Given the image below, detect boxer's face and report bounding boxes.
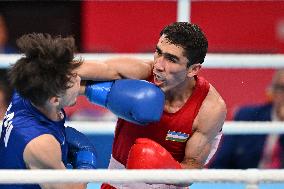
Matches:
[153,35,189,92]
[59,73,81,108]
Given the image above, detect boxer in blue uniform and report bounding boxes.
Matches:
[0,33,95,189]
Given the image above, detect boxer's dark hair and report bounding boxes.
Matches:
[9,33,82,106]
[160,22,208,67]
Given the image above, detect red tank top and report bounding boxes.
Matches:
[112,76,210,166]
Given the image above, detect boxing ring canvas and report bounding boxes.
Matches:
[88,183,284,189]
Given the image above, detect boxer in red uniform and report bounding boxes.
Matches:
[78,22,226,189]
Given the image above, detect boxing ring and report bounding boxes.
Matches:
[1,53,284,189]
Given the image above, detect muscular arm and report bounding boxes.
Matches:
[181,86,227,169]
[78,57,153,80]
[23,134,86,189]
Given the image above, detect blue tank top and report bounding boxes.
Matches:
[0,92,68,189]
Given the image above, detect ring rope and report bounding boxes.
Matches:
[64,121,284,135]
[0,169,283,184]
[1,121,283,136]
[0,53,284,69]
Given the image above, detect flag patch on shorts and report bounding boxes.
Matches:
[165,130,189,142]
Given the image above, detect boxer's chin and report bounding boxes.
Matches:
[153,76,164,87]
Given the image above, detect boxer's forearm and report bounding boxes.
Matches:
[78,58,153,80]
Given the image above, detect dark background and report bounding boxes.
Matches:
[0,2,81,52]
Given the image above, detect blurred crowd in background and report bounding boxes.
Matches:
[0,1,284,169]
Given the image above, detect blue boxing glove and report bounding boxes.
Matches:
[85,79,165,125]
[65,126,97,169]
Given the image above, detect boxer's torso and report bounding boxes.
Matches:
[0,92,68,189]
[112,76,210,165]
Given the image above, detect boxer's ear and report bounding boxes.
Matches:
[187,63,201,78]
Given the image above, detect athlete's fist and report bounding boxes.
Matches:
[65,126,97,169]
[85,79,165,125]
[127,138,181,169]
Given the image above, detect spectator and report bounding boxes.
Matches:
[0,14,16,116]
[0,69,12,120]
[209,69,284,169]
[0,13,16,54]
